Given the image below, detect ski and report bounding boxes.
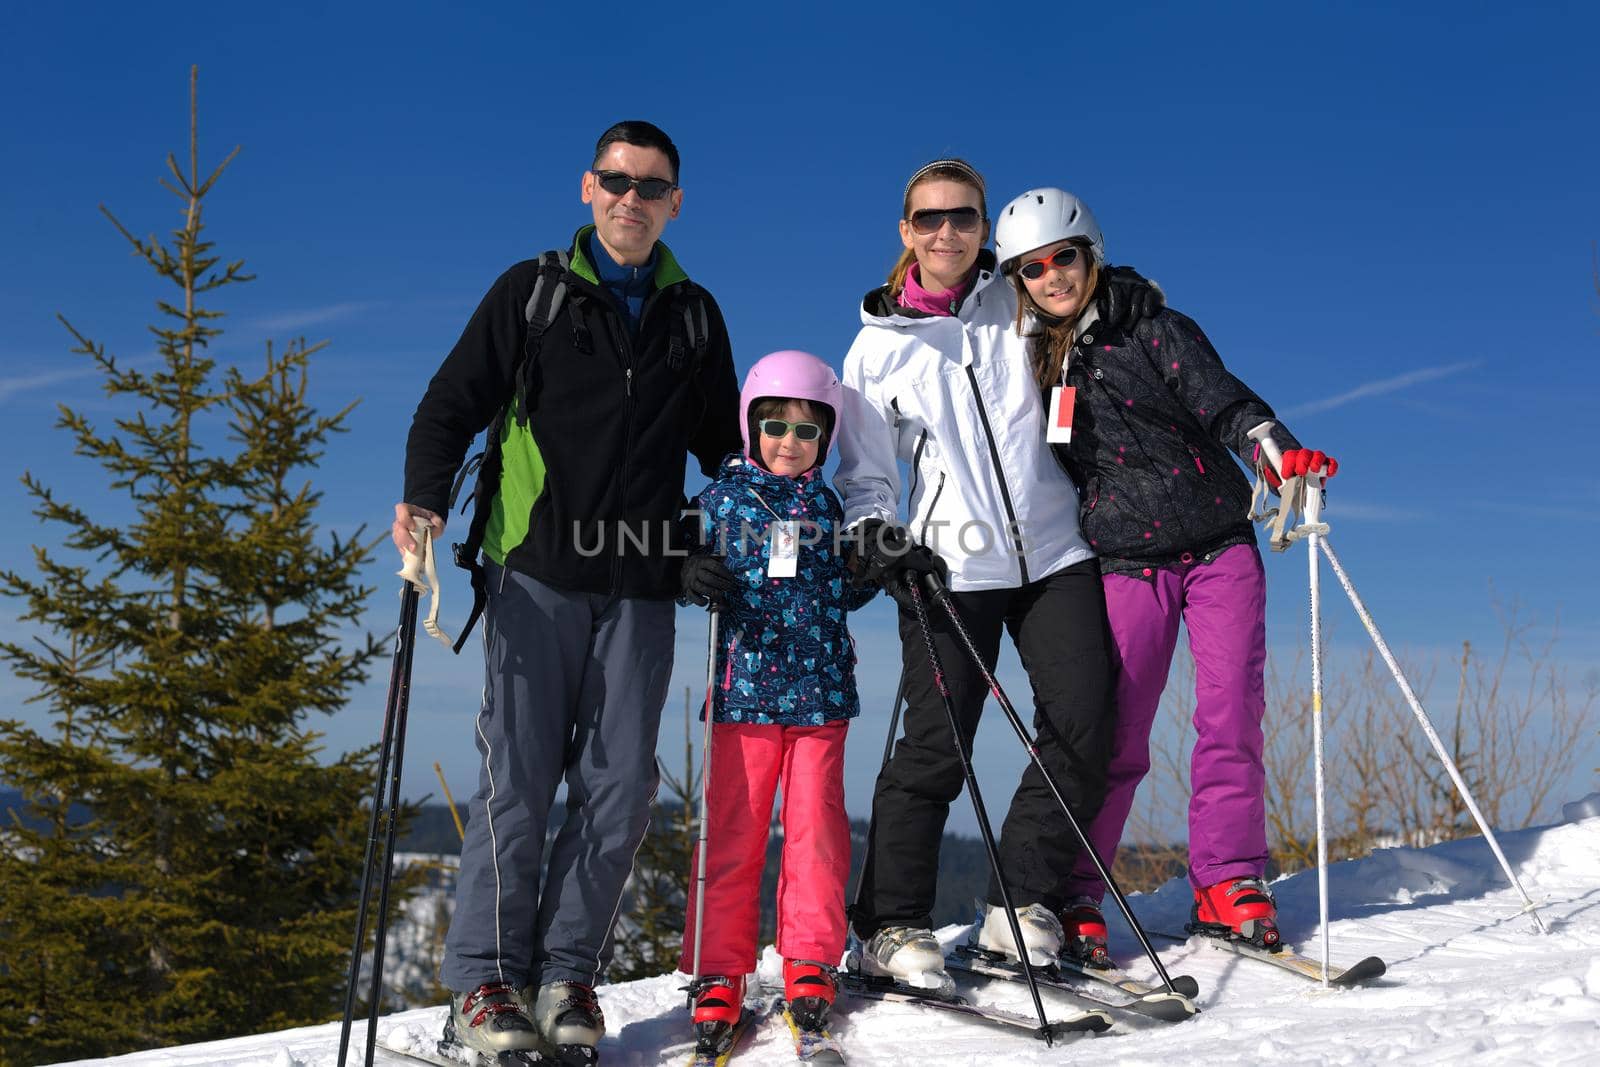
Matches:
[659,993,781,1067]
[782,1005,846,1064]
[1052,949,1202,1002]
[837,970,1112,1041]
[946,944,1199,1023]
[1161,930,1386,987]
[375,1037,543,1066]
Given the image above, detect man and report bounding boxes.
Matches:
[393,120,740,1065]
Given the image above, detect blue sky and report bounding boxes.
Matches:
[2,1,1596,836]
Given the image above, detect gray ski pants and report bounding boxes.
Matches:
[440,563,674,992]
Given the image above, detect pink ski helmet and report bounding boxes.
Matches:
[739,350,843,469]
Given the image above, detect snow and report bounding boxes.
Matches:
[42,813,1600,1066]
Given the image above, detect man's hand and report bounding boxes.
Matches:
[392,502,445,558]
[1096,265,1165,329]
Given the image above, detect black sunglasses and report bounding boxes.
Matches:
[1016,246,1080,280]
[908,207,983,235]
[591,169,677,201]
[758,418,823,442]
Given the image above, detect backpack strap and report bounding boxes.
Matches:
[448,249,572,653]
[667,281,712,374]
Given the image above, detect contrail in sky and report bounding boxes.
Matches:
[1280,359,1483,418]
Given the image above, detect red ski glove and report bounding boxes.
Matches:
[1279,449,1338,480]
[1260,448,1338,488]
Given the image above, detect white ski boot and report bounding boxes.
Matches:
[441,982,542,1062]
[531,980,604,1065]
[857,925,953,995]
[975,902,1065,967]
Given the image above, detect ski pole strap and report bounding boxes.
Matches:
[398,521,454,648]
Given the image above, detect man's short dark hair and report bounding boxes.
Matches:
[593,120,680,184]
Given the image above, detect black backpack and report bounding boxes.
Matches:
[445,248,712,652]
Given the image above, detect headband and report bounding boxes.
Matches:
[903,158,986,202]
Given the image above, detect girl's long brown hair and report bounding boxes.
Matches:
[1010,239,1100,390]
[887,158,988,297]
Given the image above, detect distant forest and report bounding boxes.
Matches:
[1,789,1188,932]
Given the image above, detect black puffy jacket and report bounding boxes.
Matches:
[1046,307,1300,577]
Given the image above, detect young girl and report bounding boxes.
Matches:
[676,350,877,1047]
[993,187,1338,961]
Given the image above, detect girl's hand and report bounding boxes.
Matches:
[1278,449,1338,480]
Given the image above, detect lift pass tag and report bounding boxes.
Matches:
[1047,386,1076,444]
[767,520,798,578]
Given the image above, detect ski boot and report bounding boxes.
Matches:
[1190,877,1281,950]
[783,959,844,1064]
[855,925,953,996]
[440,981,542,1064]
[531,980,604,1065]
[975,902,1064,967]
[689,974,746,1059]
[782,958,838,1031]
[1058,896,1112,969]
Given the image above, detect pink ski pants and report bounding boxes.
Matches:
[1065,543,1269,896]
[679,720,851,976]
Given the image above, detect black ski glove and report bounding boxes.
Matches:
[849,518,949,610]
[681,554,736,609]
[1096,265,1165,330]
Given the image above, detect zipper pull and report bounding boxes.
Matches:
[626,367,633,397]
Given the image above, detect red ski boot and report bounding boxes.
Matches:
[782,958,837,1032]
[1059,897,1112,969]
[1190,877,1281,949]
[690,974,745,1043]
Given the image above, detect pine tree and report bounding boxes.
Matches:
[0,68,384,1062]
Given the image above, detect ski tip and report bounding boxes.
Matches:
[1046,1009,1114,1038]
[1331,956,1388,987]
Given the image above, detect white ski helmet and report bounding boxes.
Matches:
[993,188,1105,273]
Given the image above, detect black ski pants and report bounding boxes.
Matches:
[852,559,1117,938]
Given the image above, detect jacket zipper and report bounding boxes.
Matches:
[919,471,946,547]
[608,290,658,595]
[906,429,928,505]
[964,365,1029,585]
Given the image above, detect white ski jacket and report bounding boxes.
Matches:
[835,259,1094,592]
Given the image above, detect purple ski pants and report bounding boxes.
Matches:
[1065,543,1268,898]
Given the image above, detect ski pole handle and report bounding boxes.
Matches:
[1248,421,1323,522]
[1246,421,1284,473]
[398,518,454,648]
[397,517,432,591]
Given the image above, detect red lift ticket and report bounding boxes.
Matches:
[1047,385,1076,444]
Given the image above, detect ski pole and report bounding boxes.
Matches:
[921,573,1180,994]
[687,607,720,1003]
[1247,422,1547,935]
[904,581,1054,1044]
[1317,538,1547,933]
[337,527,428,1067]
[848,671,907,916]
[1309,514,1332,982]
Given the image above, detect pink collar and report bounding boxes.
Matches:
[899,263,974,317]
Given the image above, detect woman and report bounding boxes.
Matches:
[992,187,1337,963]
[835,159,1160,988]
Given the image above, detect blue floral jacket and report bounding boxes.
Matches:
[692,455,877,726]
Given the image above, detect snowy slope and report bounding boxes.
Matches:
[44,814,1600,1067]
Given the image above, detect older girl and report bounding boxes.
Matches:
[993,188,1337,962]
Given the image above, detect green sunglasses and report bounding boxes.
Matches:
[758,418,823,442]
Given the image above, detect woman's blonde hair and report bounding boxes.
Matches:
[1009,239,1101,391]
[887,158,988,297]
